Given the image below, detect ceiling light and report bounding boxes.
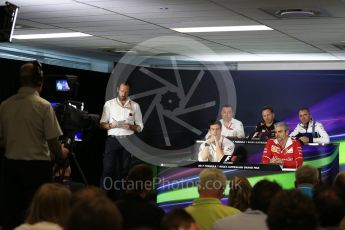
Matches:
[12,32,92,39]
[188,53,340,62]
[275,9,318,17]
[114,50,136,53]
[171,25,273,33]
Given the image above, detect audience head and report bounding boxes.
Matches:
[126,164,154,198]
[198,168,227,199]
[313,185,345,228]
[333,172,345,200]
[71,186,106,207]
[228,176,252,211]
[267,189,317,230]
[66,196,122,230]
[161,208,199,230]
[220,105,234,122]
[274,122,289,142]
[295,165,319,187]
[25,183,71,227]
[250,180,282,213]
[298,107,312,125]
[261,106,275,125]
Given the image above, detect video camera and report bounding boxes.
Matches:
[52,101,99,185]
[53,100,100,143]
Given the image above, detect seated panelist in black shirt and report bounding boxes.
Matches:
[249,106,279,140]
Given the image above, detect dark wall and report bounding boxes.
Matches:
[0,58,22,101]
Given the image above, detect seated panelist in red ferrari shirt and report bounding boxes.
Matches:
[261,122,303,169]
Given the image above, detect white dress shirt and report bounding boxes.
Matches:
[220,118,245,138]
[100,97,143,136]
[198,136,235,162]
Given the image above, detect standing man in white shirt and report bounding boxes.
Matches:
[289,107,330,144]
[99,82,144,193]
[219,105,245,138]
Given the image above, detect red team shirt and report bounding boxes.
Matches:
[261,137,303,168]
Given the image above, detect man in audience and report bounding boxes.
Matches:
[267,190,317,230]
[290,107,330,144]
[213,179,282,230]
[161,209,199,230]
[249,106,278,140]
[116,164,164,230]
[218,105,245,138]
[70,186,106,207]
[333,172,345,201]
[0,61,67,230]
[262,122,303,168]
[313,186,345,229]
[335,178,345,230]
[198,120,235,162]
[295,165,319,198]
[185,168,240,230]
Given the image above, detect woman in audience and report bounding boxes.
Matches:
[15,183,71,230]
[228,176,252,211]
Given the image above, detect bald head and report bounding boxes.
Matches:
[20,62,43,87]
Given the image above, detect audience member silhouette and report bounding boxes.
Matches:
[186,168,240,230]
[66,196,122,230]
[228,176,252,212]
[15,183,71,230]
[214,179,282,230]
[116,164,164,230]
[162,208,199,230]
[267,189,317,230]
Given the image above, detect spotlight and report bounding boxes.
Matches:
[0,2,19,42]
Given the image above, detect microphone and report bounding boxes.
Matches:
[303,123,308,130]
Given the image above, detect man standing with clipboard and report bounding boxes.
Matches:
[99,82,143,196]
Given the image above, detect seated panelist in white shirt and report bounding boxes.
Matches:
[206,105,245,139]
[289,107,330,144]
[199,120,235,162]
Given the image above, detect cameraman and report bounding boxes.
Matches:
[0,61,68,230]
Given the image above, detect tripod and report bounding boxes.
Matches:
[55,136,88,186]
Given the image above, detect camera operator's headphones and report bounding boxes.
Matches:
[30,60,44,86]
